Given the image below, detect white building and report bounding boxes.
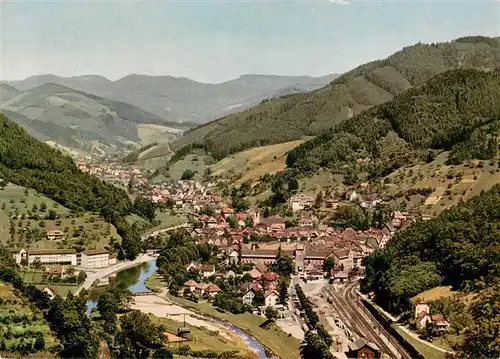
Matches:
[264,289,280,308]
[242,289,256,306]
[77,250,111,268]
[27,249,77,266]
[9,248,27,265]
[287,194,314,212]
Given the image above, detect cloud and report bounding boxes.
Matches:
[329,0,350,4]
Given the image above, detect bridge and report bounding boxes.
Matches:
[133,291,157,296]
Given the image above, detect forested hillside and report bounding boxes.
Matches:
[172,36,500,160]
[286,69,500,179]
[362,184,500,358]
[0,114,142,259]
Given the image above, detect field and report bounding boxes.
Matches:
[165,295,301,359]
[0,282,58,356]
[6,213,121,251]
[167,151,214,181]
[391,324,447,359]
[0,209,10,243]
[412,286,455,302]
[382,152,500,215]
[211,139,307,185]
[19,271,78,297]
[150,315,257,358]
[0,183,70,217]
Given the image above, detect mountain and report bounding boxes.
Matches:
[0,83,20,101]
[7,73,337,123]
[171,36,500,161]
[0,83,189,153]
[286,68,500,177]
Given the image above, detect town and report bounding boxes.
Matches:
[4,153,450,359]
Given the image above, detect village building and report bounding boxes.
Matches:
[264,289,280,308]
[42,286,58,300]
[9,248,27,265]
[346,338,381,359]
[345,190,358,202]
[46,230,66,240]
[288,194,314,212]
[27,249,77,266]
[76,249,111,269]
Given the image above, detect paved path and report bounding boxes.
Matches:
[141,222,188,239]
[74,253,156,295]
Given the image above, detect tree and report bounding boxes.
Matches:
[322,258,335,277]
[314,191,323,209]
[227,216,238,228]
[457,281,500,358]
[300,331,333,359]
[47,209,58,220]
[152,348,173,359]
[252,290,265,307]
[47,295,98,358]
[116,310,165,359]
[265,306,279,321]
[316,324,333,347]
[33,257,43,270]
[0,179,6,190]
[34,334,45,351]
[278,279,288,304]
[78,271,87,284]
[181,169,195,181]
[134,196,156,222]
[40,202,47,212]
[244,216,254,228]
[271,249,294,277]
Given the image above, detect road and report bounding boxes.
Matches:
[141,222,189,239]
[74,253,157,295]
[324,281,411,359]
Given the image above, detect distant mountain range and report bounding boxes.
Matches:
[6,73,337,124]
[0,83,187,153]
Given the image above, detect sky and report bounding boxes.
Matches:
[1,0,499,83]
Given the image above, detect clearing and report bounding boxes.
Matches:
[211,139,307,185]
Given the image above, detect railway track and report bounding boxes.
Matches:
[325,282,411,359]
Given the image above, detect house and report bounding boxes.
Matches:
[264,289,280,308]
[228,249,239,265]
[184,279,198,293]
[195,283,209,296]
[248,267,263,280]
[42,286,57,300]
[414,299,432,330]
[288,194,314,212]
[431,314,450,331]
[345,338,381,359]
[325,199,339,209]
[200,264,216,277]
[27,249,77,266]
[46,230,65,240]
[360,195,382,209]
[298,215,314,227]
[242,288,257,306]
[332,270,348,283]
[345,190,358,202]
[204,283,221,297]
[47,266,64,277]
[258,216,286,232]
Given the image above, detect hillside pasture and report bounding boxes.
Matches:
[211,139,307,184]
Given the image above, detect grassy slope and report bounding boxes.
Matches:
[0,282,58,356]
[172,36,500,160]
[381,153,500,216]
[211,139,307,185]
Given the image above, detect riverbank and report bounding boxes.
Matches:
[144,274,300,359]
[76,253,156,295]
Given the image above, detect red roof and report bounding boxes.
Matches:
[261,272,280,282]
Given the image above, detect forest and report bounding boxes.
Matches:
[361,184,500,358]
[286,69,500,179]
[171,36,500,161]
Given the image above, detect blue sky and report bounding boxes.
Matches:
[1,0,499,83]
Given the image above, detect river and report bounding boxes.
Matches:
[85,260,278,359]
